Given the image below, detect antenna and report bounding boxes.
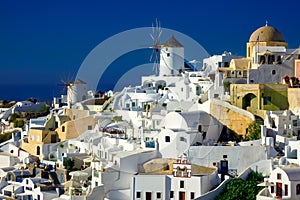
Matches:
[189,59,200,71]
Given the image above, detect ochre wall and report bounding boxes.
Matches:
[210,102,254,135]
[288,88,300,110]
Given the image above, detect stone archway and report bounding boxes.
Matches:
[242,93,256,110]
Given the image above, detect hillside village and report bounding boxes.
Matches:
[1,22,300,200]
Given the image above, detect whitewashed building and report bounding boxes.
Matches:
[131,157,219,200]
[257,167,300,200]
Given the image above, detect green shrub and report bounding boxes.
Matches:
[216,171,264,200]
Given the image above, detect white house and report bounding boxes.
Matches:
[285,140,300,166]
[157,111,222,158]
[264,110,300,137]
[131,157,219,200]
[257,166,300,200]
[202,51,241,75]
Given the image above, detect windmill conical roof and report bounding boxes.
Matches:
[162,35,184,47]
[71,79,87,84]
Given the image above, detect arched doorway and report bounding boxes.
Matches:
[242,93,256,110]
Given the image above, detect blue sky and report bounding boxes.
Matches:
[0,0,300,100]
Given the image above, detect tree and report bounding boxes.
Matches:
[64,159,76,171]
[14,120,24,128]
[244,121,261,141]
[0,132,12,143]
[223,81,231,93]
[216,171,264,200]
[9,113,19,123]
[113,116,122,123]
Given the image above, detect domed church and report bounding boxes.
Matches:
[222,22,299,85]
[246,22,288,58]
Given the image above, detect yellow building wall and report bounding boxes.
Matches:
[230,84,288,112]
[21,128,45,160]
[56,115,98,141]
[64,108,91,120]
[246,41,288,58]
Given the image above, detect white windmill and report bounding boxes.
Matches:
[159,35,184,76]
[58,74,87,107]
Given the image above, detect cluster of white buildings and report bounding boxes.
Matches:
[1,22,300,200]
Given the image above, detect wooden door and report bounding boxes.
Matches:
[146,192,151,200]
[179,191,185,200]
[276,182,282,198]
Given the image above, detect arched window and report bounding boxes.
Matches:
[260,56,265,64]
[37,146,40,155]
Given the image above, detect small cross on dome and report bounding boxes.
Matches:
[265,20,268,26]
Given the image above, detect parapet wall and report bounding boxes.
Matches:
[210,99,255,135]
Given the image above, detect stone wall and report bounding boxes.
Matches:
[288,88,300,110]
[210,99,254,135]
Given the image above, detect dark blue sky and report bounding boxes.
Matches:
[1,0,300,100]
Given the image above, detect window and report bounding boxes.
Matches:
[270,182,275,193]
[224,62,229,67]
[263,96,271,105]
[277,173,281,180]
[285,184,288,196]
[167,53,170,57]
[180,137,186,142]
[250,80,254,83]
[296,184,300,195]
[191,192,195,199]
[136,192,141,198]
[180,180,184,188]
[95,181,98,186]
[37,195,40,200]
[165,136,170,142]
[7,174,13,181]
[277,55,282,63]
[293,120,298,126]
[272,70,276,75]
[62,126,65,132]
[170,191,174,198]
[156,192,161,199]
[259,56,266,64]
[26,179,29,185]
[88,125,92,130]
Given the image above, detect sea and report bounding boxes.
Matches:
[0,84,62,103]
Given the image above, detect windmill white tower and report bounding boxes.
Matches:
[67,79,88,106]
[159,35,184,76]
